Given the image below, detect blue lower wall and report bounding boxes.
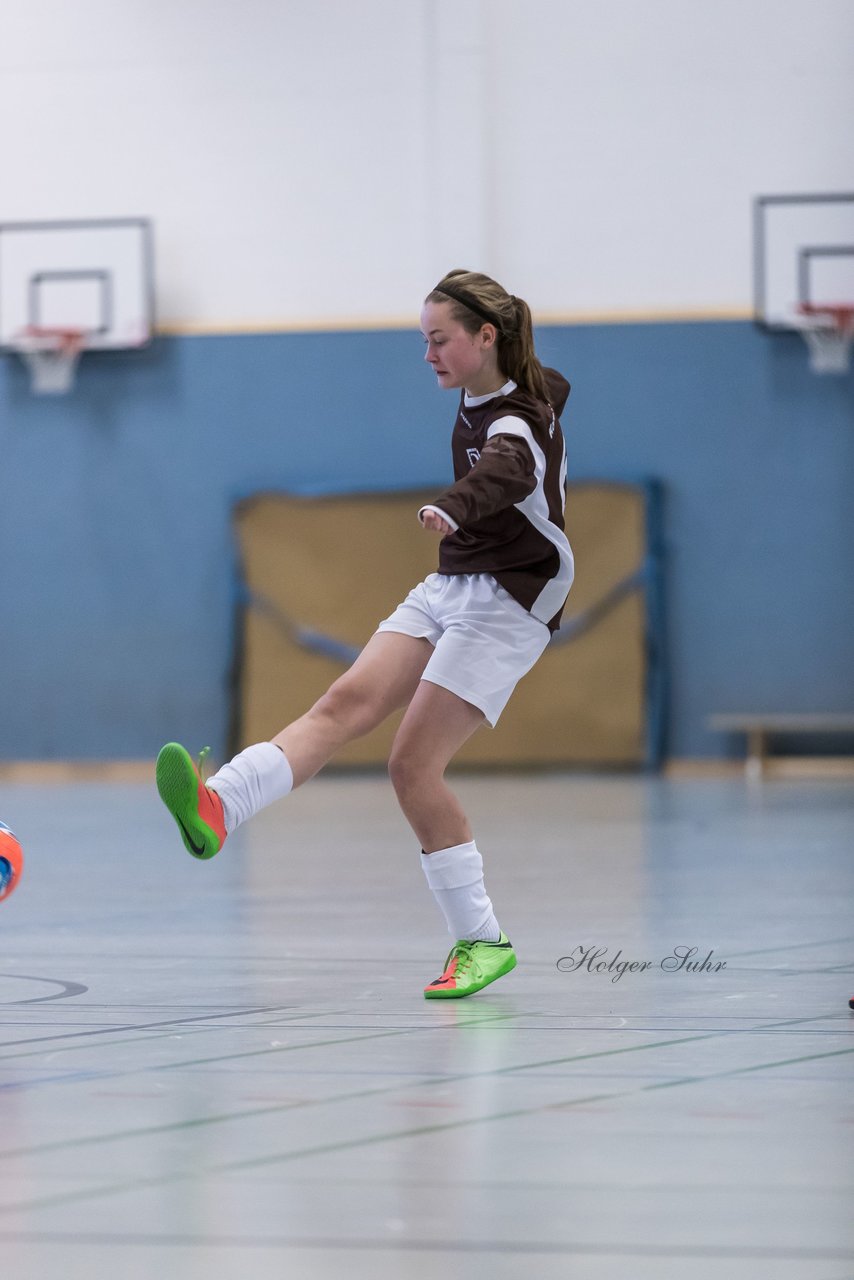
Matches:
[1,321,852,760]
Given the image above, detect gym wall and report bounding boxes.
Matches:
[0,1,852,761]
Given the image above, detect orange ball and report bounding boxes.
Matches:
[0,821,23,903]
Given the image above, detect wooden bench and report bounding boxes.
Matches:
[708,713,854,779]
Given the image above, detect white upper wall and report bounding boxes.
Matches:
[1,0,852,328]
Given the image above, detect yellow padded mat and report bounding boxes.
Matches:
[231,484,652,766]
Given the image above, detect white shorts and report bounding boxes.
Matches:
[376,573,550,726]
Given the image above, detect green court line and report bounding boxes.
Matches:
[0,1011,520,1158]
[0,1229,849,1261]
[640,1042,854,1091]
[723,934,854,960]
[2,1040,852,1216]
[0,1010,843,1164]
[216,1042,854,1178]
[0,1079,430,1163]
[791,963,854,975]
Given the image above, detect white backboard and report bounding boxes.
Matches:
[753,194,854,330]
[0,218,153,349]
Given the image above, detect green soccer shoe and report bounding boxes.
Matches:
[424,933,517,999]
[156,743,226,860]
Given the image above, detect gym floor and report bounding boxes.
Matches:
[0,772,852,1280]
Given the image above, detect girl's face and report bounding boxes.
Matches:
[420,300,503,397]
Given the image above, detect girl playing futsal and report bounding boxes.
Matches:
[157,269,573,999]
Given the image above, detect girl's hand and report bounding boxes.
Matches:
[420,510,453,535]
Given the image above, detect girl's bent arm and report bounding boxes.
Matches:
[426,434,537,530]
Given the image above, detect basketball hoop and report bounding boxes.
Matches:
[11,325,88,395]
[794,304,854,374]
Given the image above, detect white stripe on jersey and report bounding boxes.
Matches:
[486,416,574,625]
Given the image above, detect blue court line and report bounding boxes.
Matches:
[0,974,89,1004]
[0,1002,317,1053]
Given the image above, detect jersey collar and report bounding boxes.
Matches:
[463,379,517,408]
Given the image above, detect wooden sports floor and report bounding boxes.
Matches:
[1,772,852,1280]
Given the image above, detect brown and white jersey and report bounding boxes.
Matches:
[421,368,573,632]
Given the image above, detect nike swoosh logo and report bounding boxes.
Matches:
[177,816,206,857]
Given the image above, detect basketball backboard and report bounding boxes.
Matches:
[0,217,154,351]
[753,192,854,330]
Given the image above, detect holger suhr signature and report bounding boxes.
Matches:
[557,945,727,983]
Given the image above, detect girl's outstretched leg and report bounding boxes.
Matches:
[157,632,432,856]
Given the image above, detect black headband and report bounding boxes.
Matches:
[434,282,503,330]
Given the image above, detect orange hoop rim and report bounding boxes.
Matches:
[795,303,854,332]
[14,324,89,353]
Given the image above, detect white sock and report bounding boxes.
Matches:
[208,742,294,833]
[420,840,501,942]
